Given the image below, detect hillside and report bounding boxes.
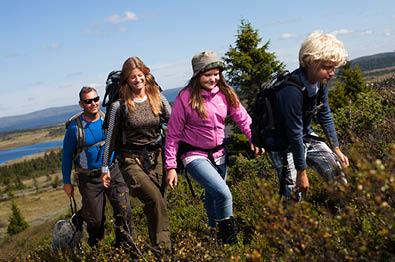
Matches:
[350,51,395,71]
[0,105,80,133]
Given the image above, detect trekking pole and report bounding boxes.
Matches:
[183,170,196,199]
[123,217,147,262]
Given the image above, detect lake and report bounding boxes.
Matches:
[0,140,63,165]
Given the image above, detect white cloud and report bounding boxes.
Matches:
[2,52,25,59]
[331,29,352,36]
[106,11,138,24]
[42,43,61,50]
[384,29,392,36]
[360,30,373,35]
[150,59,191,89]
[65,72,83,78]
[280,33,296,40]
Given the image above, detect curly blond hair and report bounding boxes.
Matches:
[299,31,348,68]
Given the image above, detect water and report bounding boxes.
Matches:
[0,140,63,165]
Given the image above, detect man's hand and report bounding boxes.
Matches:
[101,172,111,188]
[63,184,74,197]
[334,147,349,168]
[296,170,309,193]
[166,169,178,189]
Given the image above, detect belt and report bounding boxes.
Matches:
[76,168,102,176]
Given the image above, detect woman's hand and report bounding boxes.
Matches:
[166,169,178,189]
[101,172,111,188]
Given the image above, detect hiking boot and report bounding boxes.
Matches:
[217,216,238,245]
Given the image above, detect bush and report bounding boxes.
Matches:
[7,201,29,235]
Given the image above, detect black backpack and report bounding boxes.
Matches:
[102,71,122,109]
[250,70,307,151]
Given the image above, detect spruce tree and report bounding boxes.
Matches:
[7,201,29,235]
[224,20,285,109]
[329,62,367,112]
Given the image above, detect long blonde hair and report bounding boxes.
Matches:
[119,57,162,115]
[187,71,240,119]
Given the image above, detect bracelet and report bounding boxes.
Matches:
[101,166,109,173]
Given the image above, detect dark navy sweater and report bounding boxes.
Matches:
[274,68,339,170]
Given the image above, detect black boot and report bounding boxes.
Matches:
[217,216,238,244]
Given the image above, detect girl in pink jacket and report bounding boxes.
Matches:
[165,51,259,244]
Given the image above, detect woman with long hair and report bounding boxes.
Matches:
[101,57,172,256]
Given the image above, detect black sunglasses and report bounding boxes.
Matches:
[82,96,100,104]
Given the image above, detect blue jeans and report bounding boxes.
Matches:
[186,158,232,228]
[269,139,347,201]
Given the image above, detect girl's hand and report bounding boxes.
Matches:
[250,143,264,155]
[166,169,178,189]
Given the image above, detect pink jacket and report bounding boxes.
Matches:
[164,86,252,170]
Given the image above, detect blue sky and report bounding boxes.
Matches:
[1,0,394,117]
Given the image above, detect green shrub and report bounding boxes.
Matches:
[7,201,29,235]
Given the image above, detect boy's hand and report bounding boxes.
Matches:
[296,170,309,193]
[334,147,349,168]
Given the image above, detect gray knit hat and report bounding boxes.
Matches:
[191,51,226,77]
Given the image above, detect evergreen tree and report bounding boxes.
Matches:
[52,175,60,189]
[224,20,285,109]
[329,62,367,112]
[7,201,29,235]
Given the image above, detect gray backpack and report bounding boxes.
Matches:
[52,197,83,252]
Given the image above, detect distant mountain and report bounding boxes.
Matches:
[0,105,80,133]
[0,87,182,133]
[350,52,395,72]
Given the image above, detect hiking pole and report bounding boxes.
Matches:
[183,170,196,198]
[122,217,147,262]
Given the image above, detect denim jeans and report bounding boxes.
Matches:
[269,139,347,201]
[186,158,232,228]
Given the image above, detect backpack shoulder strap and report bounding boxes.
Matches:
[282,72,306,93]
[74,115,85,157]
[65,112,85,167]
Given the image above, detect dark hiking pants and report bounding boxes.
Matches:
[77,163,133,247]
[117,149,171,252]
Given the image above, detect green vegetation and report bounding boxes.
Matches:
[7,201,29,235]
[224,20,284,109]
[0,150,62,192]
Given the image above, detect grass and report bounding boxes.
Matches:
[0,184,81,239]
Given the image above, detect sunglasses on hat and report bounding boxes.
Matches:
[82,96,100,105]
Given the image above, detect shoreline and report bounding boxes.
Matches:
[0,125,64,151]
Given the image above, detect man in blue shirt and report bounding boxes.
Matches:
[62,86,134,247]
[269,32,349,201]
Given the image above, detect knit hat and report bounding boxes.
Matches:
[191,51,226,77]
